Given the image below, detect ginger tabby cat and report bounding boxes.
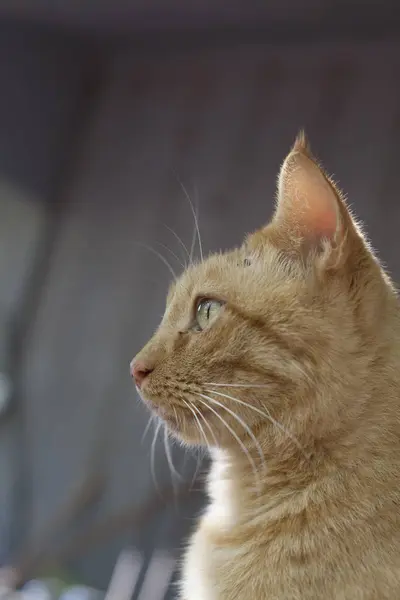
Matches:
[131,134,400,599]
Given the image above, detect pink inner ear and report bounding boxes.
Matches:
[278,154,340,244]
[307,203,338,240]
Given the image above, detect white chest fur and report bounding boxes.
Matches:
[180,451,249,600]
[180,522,218,600]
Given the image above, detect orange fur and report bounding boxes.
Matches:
[132,134,400,599]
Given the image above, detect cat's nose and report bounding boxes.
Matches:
[130,359,153,389]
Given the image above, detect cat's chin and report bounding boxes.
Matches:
[157,415,208,446]
[143,396,166,418]
[144,399,179,431]
[165,422,212,447]
[137,389,210,445]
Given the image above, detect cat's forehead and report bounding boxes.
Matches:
[162,243,305,329]
[165,250,242,316]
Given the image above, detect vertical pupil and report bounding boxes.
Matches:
[206,302,211,319]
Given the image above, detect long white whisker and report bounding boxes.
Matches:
[175,175,203,262]
[155,242,186,270]
[195,394,260,486]
[190,183,203,262]
[189,219,197,265]
[205,382,273,389]
[163,426,182,483]
[182,399,210,449]
[151,420,162,494]
[163,224,190,265]
[141,414,154,444]
[182,399,208,489]
[191,403,219,448]
[172,404,179,424]
[206,388,307,457]
[137,242,177,281]
[199,393,265,471]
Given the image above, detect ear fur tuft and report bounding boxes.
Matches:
[291,129,311,156]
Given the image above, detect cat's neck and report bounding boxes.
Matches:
[206,444,310,527]
[206,380,400,528]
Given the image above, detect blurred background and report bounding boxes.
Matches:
[0,1,400,598]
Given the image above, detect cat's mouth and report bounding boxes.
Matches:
[137,389,182,426]
[143,396,169,419]
[137,387,208,431]
[137,390,169,418]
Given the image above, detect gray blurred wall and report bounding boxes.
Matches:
[0,23,94,563]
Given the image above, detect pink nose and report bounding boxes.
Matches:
[130,360,153,389]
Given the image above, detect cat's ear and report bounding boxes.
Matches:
[268,132,354,269]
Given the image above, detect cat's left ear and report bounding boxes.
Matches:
[267,132,356,269]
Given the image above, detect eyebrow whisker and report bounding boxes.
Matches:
[174,174,203,263]
[136,241,177,281]
[163,224,191,266]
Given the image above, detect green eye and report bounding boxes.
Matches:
[196,299,223,331]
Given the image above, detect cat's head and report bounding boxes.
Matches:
[131,134,391,456]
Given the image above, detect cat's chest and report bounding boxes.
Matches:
[181,516,217,600]
[180,512,254,600]
[180,456,256,599]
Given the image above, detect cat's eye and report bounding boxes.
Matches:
[195,299,223,331]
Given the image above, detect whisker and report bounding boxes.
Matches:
[191,403,219,448]
[206,388,307,458]
[182,399,210,449]
[141,414,154,444]
[174,404,190,482]
[151,420,162,494]
[199,393,265,471]
[163,426,182,483]
[205,382,273,389]
[190,185,201,265]
[174,174,203,263]
[182,399,208,489]
[163,224,190,265]
[191,448,207,491]
[155,241,186,270]
[195,393,260,487]
[289,361,313,386]
[189,218,197,265]
[136,242,177,281]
